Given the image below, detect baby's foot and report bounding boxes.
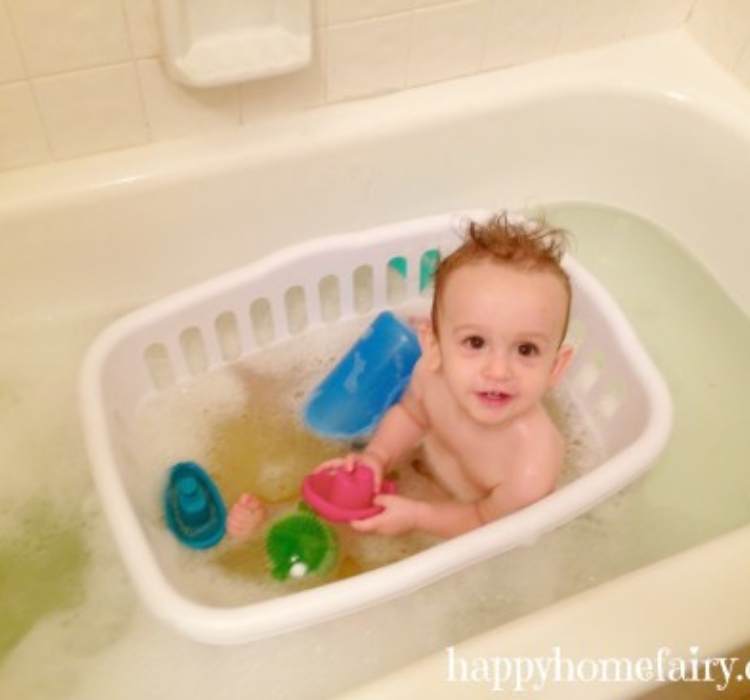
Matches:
[227,493,266,541]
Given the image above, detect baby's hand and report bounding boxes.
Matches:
[227,493,266,541]
[350,494,420,536]
[314,451,385,492]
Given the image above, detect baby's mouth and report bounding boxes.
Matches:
[476,390,513,406]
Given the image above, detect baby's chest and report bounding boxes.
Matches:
[422,428,511,500]
[424,403,512,488]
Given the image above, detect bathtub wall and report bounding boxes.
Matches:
[0,0,703,173]
[687,0,750,89]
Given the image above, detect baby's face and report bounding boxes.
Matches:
[429,260,572,427]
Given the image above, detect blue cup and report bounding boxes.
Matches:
[303,311,422,440]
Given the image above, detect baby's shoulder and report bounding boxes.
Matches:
[513,408,565,471]
[408,356,432,394]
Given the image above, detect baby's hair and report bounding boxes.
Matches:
[431,212,572,341]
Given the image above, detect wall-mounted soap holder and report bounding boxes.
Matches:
[157,0,312,88]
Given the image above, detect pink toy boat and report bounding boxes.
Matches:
[302,464,397,523]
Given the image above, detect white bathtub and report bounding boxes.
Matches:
[2,29,749,699]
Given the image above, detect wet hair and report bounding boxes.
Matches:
[430,213,572,342]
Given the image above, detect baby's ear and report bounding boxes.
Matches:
[548,344,574,387]
[417,321,441,372]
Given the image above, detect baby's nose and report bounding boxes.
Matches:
[482,352,511,380]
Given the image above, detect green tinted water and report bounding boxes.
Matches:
[0,503,87,656]
[546,204,750,561]
[0,203,748,699]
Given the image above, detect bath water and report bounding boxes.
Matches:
[1,203,749,699]
[130,302,588,601]
[132,331,443,602]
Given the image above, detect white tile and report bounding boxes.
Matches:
[0,0,25,82]
[7,0,131,76]
[557,0,632,55]
[124,0,160,59]
[327,0,413,25]
[325,14,411,101]
[736,38,750,87]
[626,0,693,37]
[314,0,327,26]
[0,81,49,170]
[138,59,240,140]
[688,0,750,69]
[34,64,147,159]
[242,43,325,120]
[483,0,565,70]
[408,0,491,86]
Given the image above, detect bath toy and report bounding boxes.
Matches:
[302,463,397,523]
[265,505,338,581]
[388,249,440,291]
[163,461,226,549]
[303,311,421,439]
[227,493,267,541]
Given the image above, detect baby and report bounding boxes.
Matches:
[320,213,575,538]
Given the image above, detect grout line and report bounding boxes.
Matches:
[319,42,329,106]
[3,0,55,161]
[402,7,416,91]
[119,0,153,142]
[733,36,750,73]
[476,0,494,77]
[325,0,468,29]
[326,7,416,30]
[683,0,699,26]
[119,0,136,61]
[133,59,155,142]
[5,56,150,82]
[27,79,57,161]
[2,0,30,80]
[317,10,330,104]
[235,82,245,126]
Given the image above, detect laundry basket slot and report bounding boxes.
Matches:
[318,275,341,322]
[144,342,175,389]
[353,265,374,314]
[387,257,409,304]
[215,311,242,362]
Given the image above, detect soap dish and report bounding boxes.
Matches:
[157,0,312,87]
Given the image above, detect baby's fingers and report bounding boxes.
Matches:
[343,453,360,471]
[313,458,346,473]
[350,515,382,532]
[372,494,398,508]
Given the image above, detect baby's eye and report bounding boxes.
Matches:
[517,342,539,357]
[462,335,485,350]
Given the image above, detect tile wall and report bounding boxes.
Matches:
[0,0,722,173]
[687,0,750,89]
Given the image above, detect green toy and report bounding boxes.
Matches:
[265,504,338,581]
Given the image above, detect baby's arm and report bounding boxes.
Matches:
[364,402,425,471]
[359,361,432,486]
[354,447,560,538]
[321,403,424,491]
[351,495,482,537]
[473,427,565,525]
[314,363,429,488]
[353,476,555,538]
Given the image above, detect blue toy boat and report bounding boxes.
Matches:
[164,461,226,549]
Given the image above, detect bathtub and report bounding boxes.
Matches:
[2,29,749,699]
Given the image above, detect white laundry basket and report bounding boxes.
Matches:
[79,211,672,644]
